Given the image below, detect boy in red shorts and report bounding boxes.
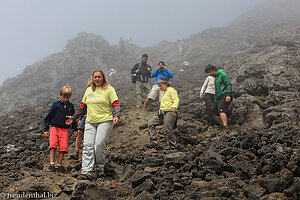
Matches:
[44,86,77,172]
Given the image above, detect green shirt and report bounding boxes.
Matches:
[82,86,118,123]
[214,69,232,102]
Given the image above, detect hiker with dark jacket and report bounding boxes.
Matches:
[44,86,77,172]
[131,54,152,108]
[207,64,232,127]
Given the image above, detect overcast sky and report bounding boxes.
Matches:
[0,0,265,85]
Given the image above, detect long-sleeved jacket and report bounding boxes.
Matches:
[160,87,179,112]
[131,62,152,83]
[214,69,232,102]
[200,76,215,94]
[150,68,174,85]
[44,100,77,132]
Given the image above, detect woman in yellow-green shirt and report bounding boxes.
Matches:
[67,69,120,180]
[148,78,179,148]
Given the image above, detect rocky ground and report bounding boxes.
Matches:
[0,73,299,199]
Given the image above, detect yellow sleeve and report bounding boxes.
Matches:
[109,86,119,104]
[170,88,179,108]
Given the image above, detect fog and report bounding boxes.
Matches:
[0,0,265,85]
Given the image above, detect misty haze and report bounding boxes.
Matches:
[0,0,299,199]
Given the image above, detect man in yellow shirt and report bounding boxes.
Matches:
[148,78,179,148]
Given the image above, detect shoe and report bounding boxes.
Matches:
[96,171,105,178]
[48,163,56,172]
[77,173,92,180]
[55,165,65,172]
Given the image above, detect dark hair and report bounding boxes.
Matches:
[157,78,171,87]
[158,61,165,66]
[205,64,217,73]
[142,54,148,58]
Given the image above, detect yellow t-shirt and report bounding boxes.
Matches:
[160,87,179,111]
[82,85,118,123]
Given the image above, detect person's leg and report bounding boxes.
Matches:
[144,85,158,109]
[49,148,56,163]
[81,123,97,175]
[148,115,163,141]
[57,128,69,165]
[204,93,214,125]
[76,129,83,150]
[94,121,113,172]
[49,127,59,163]
[219,112,228,127]
[163,112,177,146]
[136,81,142,108]
[57,152,65,165]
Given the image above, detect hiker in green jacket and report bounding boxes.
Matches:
[207,64,232,127]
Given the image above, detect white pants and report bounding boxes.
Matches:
[81,121,113,175]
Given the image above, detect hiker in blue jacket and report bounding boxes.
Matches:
[143,61,174,110]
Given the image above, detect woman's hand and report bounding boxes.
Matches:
[44,131,49,139]
[199,93,203,99]
[113,117,119,126]
[171,107,177,112]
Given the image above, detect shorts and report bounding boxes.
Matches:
[213,96,232,115]
[49,126,69,152]
[147,85,163,101]
[78,115,87,130]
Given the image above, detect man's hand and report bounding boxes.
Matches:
[225,96,231,103]
[147,67,151,72]
[171,107,177,112]
[136,69,140,73]
[199,93,203,99]
[44,131,49,139]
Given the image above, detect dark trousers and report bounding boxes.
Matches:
[204,93,214,125]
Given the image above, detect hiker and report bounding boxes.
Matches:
[207,64,232,127]
[71,78,92,159]
[179,61,189,72]
[66,69,120,180]
[148,78,179,148]
[44,86,77,172]
[143,61,174,110]
[199,64,215,125]
[119,37,125,54]
[178,40,184,57]
[131,54,152,108]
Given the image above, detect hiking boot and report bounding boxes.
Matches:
[48,163,56,172]
[168,132,177,146]
[96,171,105,179]
[55,165,65,172]
[148,125,157,141]
[77,173,92,180]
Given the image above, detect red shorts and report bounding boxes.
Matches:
[49,127,69,152]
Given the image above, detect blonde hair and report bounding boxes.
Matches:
[86,78,92,88]
[60,85,72,97]
[91,69,109,91]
